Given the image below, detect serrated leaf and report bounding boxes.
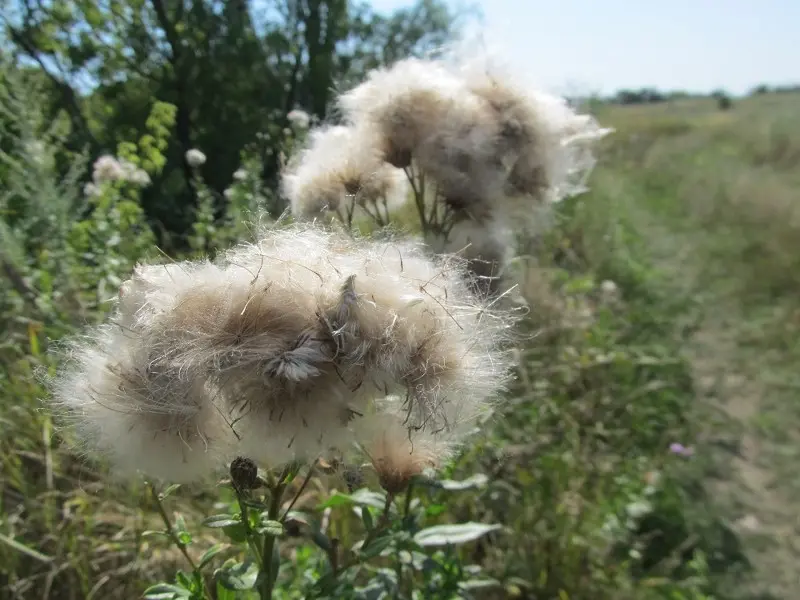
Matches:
[199,543,229,569]
[413,523,502,547]
[142,582,191,599]
[202,514,240,528]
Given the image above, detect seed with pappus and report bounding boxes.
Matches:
[49,222,515,482]
[352,411,443,495]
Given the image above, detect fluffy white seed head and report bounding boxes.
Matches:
[427,215,515,296]
[50,223,514,481]
[337,49,609,227]
[185,149,207,168]
[52,327,236,483]
[283,125,408,219]
[447,48,612,206]
[337,58,507,206]
[352,410,448,494]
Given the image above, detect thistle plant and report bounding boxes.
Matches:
[45,47,613,599]
[49,222,517,598]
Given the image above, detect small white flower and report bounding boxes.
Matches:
[600,279,620,303]
[233,168,247,182]
[625,499,652,520]
[185,149,207,167]
[83,182,101,197]
[287,109,310,129]
[223,188,234,200]
[26,140,48,166]
[600,280,618,295]
[130,169,152,187]
[92,155,125,183]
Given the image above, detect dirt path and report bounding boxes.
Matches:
[635,206,800,598]
[690,323,799,599]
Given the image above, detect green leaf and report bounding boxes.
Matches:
[142,583,191,599]
[174,514,188,535]
[360,534,394,559]
[222,523,247,544]
[361,506,374,532]
[216,560,259,591]
[0,532,52,563]
[434,473,489,491]
[317,492,353,509]
[257,519,284,537]
[199,543,229,569]
[202,514,240,528]
[425,504,446,517]
[310,527,332,551]
[413,523,502,547]
[175,571,195,591]
[458,578,501,590]
[350,489,390,509]
[318,489,388,510]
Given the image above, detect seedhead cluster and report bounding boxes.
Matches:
[283,50,610,293]
[52,225,514,488]
[51,48,610,495]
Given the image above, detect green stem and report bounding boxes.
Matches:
[281,459,317,521]
[335,493,395,575]
[147,482,211,600]
[233,485,262,564]
[403,481,415,518]
[260,467,291,600]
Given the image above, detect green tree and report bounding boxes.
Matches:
[3,0,459,241]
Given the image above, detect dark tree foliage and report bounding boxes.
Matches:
[2,0,456,239]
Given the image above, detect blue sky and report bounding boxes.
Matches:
[369,0,799,96]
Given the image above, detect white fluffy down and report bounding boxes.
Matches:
[50,223,515,482]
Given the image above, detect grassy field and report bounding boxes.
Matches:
[2,91,799,599]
